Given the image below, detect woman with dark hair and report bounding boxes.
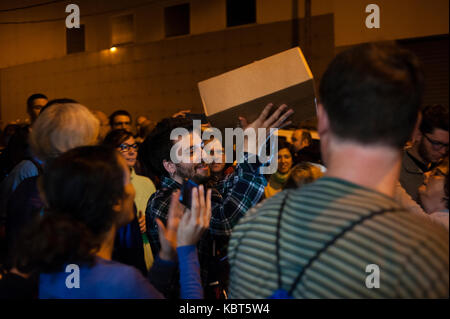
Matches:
[103,129,156,273]
[9,145,210,298]
[264,140,294,198]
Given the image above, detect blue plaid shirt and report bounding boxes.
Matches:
[145,153,266,292]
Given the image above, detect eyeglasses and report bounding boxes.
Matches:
[118,143,138,152]
[423,134,449,150]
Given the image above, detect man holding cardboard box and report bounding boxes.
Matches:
[141,103,293,298]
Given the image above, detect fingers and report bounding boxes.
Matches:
[198,185,206,221]
[257,103,274,123]
[238,116,249,129]
[277,120,293,131]
[204,189,212,227]
[263,104,287,127]
[155,218,166,236]
[168,190,183,223]
[190,187,200,225]
[271,108,294,129]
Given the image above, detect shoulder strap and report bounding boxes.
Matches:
[24,157,44,176]
[274,193,397,297]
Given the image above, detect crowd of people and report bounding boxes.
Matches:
[0,42,448,299]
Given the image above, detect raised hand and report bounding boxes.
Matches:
[239,103,294,153]
[156,190,184,261]
[177,185,212,247]
[239,103,294,134]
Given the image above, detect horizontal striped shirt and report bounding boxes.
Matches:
[228,177,449,298]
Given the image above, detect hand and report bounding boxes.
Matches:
[138,211,146,234]
[172,109,191,118]
[177,185,212,247]
[156,190,184,261]
[239,103,294,153]
[239,103,294,134]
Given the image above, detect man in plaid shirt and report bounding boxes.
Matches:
[142,104,293,298]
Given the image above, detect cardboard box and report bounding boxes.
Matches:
[198,47,316,134]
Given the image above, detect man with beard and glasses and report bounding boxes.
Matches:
[140,104,293,298]
[400,104,449,203]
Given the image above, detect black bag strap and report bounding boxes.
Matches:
[24,157,44,176]
[274,192,397,296]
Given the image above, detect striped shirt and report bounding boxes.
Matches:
[228,177,449,298]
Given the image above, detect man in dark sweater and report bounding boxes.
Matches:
[400,104,449,203]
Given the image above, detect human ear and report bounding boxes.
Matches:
[410,112,423,145]
[317,103,329,138]
[163,160,176,177]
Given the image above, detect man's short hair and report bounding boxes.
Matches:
[319,42,424,148]
[109,110,132,127]
[140,117,193,177]
[419,104,449,135]
[27,93,47,110]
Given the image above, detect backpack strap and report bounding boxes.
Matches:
[24,157,44,176]
[273,192,397,297]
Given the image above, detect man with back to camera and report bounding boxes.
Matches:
[228,43,449,298]
[400,104,449,203]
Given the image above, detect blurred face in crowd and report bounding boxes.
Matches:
[418,128,449,164]
[419,164,448,213]
[136,116,148,133]
[28,97,48,122]
[291,129,310,153]
[117,136,138,168]
[291,129,304,153]
[93,111,110,141]
[114,154,136,227]
[172,131,210,184]
[112,115,132,131]
[278,147,293,174]
[205,138,226,175]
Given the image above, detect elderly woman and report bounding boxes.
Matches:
[103,129,156,273]
[5,100,99,267]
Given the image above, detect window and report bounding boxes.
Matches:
[111,14,134,46]
[165,3,190,37]
[226,0,256,27]
[66,24,85,54]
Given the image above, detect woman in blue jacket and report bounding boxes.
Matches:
[11,145,210,299]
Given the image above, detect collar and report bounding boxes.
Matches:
[160,176,182,189]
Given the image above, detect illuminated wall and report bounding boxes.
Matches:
[0,0,448,123]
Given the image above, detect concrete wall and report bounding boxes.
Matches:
[0,0,448,123]
[1,0,448,68]
[0,14,334,124]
